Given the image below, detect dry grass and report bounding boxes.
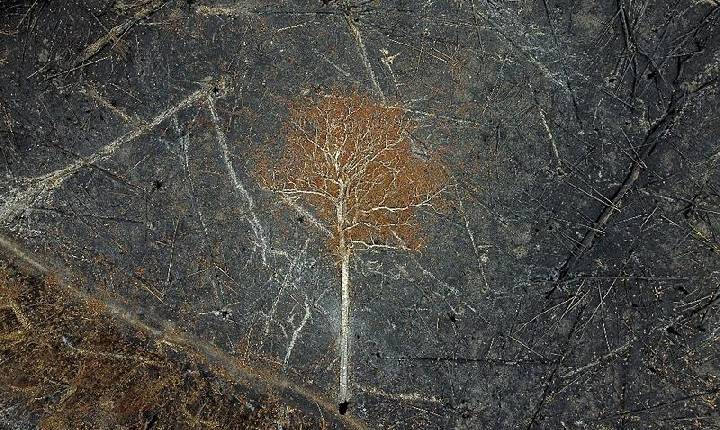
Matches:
[0,264,327,429]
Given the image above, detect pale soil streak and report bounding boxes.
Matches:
[538,108,562,171]
[80,84,143,126]
[262,242,307,342]
[75,0,168,66]
[0,232,368,430]
[196,4,258,17]
[357,385,443,404]
[283,298,311,369]
[0,80,218,227]
[206,95,270,264]
[344,13,386,101]
[455,191,490,293]
[281,194,332,237]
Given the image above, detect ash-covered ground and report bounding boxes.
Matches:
[1,1,719,428]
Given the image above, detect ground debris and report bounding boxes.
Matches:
[0,264,329,429]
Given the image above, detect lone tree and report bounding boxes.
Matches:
[256,90,447,411]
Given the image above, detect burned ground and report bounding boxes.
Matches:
[0,261,338,429]
[1,0,720,428]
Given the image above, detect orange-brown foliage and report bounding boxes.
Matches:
[256,90,447,257]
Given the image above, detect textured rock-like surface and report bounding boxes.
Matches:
[1,1,719,428]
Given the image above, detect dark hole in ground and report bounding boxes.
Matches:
[338,401,349,415]
[666,326,681,336]
[143,410,159,430]
[0,307,21,335]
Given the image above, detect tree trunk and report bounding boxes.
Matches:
[339,251,351,405]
